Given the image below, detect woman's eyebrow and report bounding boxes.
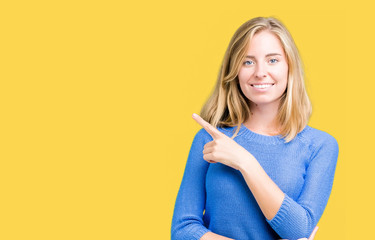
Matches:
[245,53,282,58]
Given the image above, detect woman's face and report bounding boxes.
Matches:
[238,30,288,108]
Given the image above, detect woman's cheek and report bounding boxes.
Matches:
[237,68,246,81]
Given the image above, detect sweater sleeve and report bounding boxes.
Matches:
[171,128,212,240]
[267,133,339,240]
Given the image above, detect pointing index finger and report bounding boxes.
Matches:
[192,113,222,139]
[308,226,318,240]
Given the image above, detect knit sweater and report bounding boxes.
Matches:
[171,123,339,240]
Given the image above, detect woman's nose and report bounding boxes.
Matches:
[255,64,267,78]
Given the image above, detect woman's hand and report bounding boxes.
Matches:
[192,113,252,171]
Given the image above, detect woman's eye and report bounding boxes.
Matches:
[244,60,254,66]
[269,58,279,64]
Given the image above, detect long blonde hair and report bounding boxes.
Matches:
[200,17,312,143]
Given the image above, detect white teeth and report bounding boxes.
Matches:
[252,84,273,89]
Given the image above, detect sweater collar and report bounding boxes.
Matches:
[220,123,310,145]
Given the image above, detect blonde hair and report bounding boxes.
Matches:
[200,16,312,143]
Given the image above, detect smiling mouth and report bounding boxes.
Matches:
[251,83,275,89]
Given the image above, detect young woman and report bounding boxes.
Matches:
[171,17,339,240]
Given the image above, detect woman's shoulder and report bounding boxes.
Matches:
[194,125,238,139]
[192,127,217,143]
[297,125,339,149]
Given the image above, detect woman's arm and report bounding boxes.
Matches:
[238,155,284,220]
[171,129,211,240]
[268,136,338,238]
[238,136,338,239]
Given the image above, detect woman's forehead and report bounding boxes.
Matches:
[246,31,285,56]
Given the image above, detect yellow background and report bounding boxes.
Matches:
[0,0,373,239]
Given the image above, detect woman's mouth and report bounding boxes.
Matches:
[251,83,274,89]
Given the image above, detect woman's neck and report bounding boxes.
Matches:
[244,101,281,136]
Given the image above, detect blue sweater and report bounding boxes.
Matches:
[171,123,339,240]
